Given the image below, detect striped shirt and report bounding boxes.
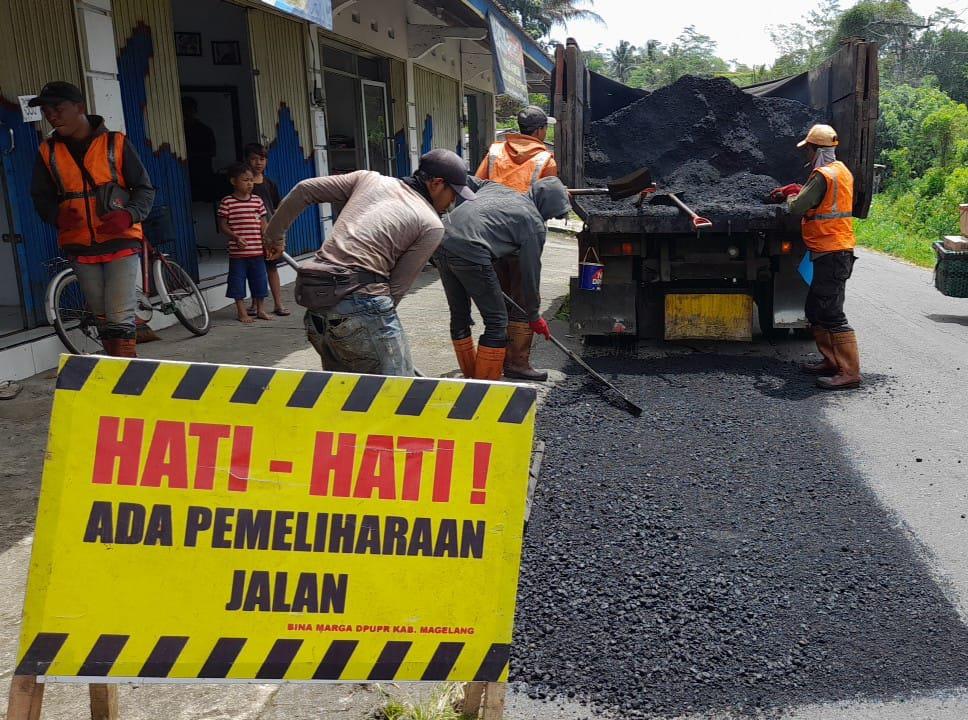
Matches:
[218,194,268,258]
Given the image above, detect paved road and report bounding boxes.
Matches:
[1,243,966,718]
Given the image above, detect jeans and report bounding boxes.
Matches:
[304,293,414,376]
[805,251,856,333]
[72,254,140,340]
[434,249,508,348]
[227,257,269,300]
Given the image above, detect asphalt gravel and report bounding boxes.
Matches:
[512,351,968,718]
[581,75,824,223]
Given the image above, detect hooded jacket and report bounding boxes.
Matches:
[474,133,558,193]
[31,116,155,259]
[441,177,570,320]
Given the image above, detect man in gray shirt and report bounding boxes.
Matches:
[264,149,475,376]
[435,177,570,380]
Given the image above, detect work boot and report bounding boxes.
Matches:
[115,338,138,358]
[503,321,549,382]
[816,331,861,390]
[452,336,476,378]
[100,338,118,357]
[802,326,837,375]
[474,346,506,381]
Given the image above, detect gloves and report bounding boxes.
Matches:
[56,206,84,231]
[529,318,551,339]
[98,210,134,236]
[768,183,803,203]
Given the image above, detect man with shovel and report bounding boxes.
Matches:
[780,123,861,390]
[475,106,560,380]
[436,177,571,380]
[263,149,475,376]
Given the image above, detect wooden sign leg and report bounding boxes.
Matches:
[460,681,486,719]
[6,675,45,720]
[481,682,506,720]
[89,683,119,720]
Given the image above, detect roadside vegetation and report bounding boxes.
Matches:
[374,683,464,720]
[496,0,968,267]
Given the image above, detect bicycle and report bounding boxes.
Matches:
[45,236,210,355]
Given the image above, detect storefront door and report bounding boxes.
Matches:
[361,80,390,176]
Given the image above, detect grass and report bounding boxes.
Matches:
[855,197,938,268]
[375,683,464,720]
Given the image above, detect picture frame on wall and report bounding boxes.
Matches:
[212,41,242,66]
[174,32,202,57]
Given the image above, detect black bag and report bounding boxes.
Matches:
[294,259,388,312]
[49,132,131,217]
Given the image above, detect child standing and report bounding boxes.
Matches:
[218,163,272,324]
[243,143,289,316]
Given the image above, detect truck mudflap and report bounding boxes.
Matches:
[772,252,811,328]
[569,277,637,337]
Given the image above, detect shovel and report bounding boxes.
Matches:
[568,167,655,202]
[501,292,643,418]
[646,190,713,230]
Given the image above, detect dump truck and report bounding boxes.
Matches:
[552,39,879,340]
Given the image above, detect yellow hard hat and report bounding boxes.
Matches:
[797,124,839,148]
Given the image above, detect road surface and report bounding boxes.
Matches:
[0,243,966,719]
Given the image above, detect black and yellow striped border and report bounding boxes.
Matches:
[55,356,537,424]
[17,632,511,681]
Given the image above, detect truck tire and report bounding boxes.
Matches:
[756,282,778,339]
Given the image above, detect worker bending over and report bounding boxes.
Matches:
[264,149,475,376]
[476,105,561,380]
[436,177,571,380]
[783,124,861,390]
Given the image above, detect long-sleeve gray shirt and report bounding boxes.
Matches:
[265,171,444,306]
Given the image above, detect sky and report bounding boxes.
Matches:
[549,0,968,67]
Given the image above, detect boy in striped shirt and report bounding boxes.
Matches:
[218,163,271,323]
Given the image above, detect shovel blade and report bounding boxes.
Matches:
[607,167,653,200]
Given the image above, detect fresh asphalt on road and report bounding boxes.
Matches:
[0,238,966,719]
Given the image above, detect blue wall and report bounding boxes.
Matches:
[266,106,321,257]
[117,23,198,280]
[0,102,60,326]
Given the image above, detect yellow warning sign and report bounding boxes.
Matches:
[16,356,536,683]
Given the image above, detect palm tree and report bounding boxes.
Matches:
[539,0,604,28]
[609,40,638,84]
[501,0,603,39]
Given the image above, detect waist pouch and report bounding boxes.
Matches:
[294,259,389,312]
[94,182,131,216]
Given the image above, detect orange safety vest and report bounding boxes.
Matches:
[801,161,855,253]
[39,131,144,249]
[482,142,554,194]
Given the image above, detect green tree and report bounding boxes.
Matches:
[608,40,638,83]
[768,0,841,74]
[499,0,603,40]
[828,0,928,83]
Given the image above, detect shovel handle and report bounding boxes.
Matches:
[668,193,713,231]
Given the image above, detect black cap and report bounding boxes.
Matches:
[417,149,476,201]
[28,81,84,107]
[518,105,554,133]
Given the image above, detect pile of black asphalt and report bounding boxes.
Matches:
[579,75,825,223]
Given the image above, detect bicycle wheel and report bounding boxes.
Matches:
[153,257,210,335]
[50,271,104,355]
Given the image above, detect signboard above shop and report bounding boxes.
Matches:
[256,0,332,30]
[487,12,529,104]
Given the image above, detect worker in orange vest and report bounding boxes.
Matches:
[782,124,861,390]
[30,81,155,358]
[475,106,558,381]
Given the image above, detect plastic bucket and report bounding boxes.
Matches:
[578,248,605,291]
[960,204,968,237]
